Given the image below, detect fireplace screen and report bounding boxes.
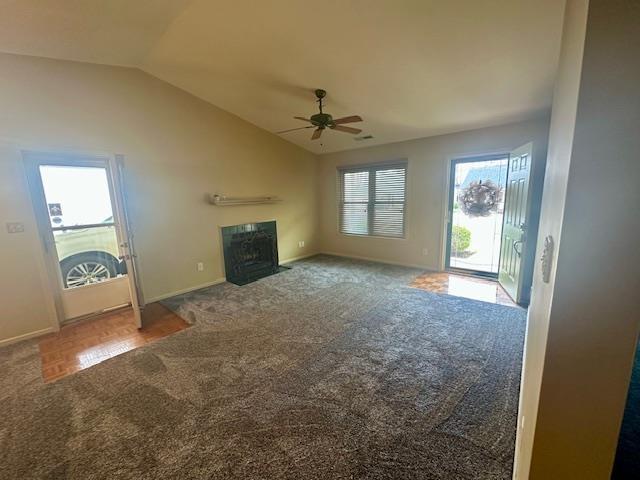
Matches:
[221,221,281,285]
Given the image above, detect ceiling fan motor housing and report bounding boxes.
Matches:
[310,113,333,127]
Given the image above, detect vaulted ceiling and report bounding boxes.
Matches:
[0,0,565,154]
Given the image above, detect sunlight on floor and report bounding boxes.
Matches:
[410,271,519,307]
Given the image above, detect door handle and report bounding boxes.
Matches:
[513,240,523,256]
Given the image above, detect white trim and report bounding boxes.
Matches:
[337,161,408,239]
[336,158,408,171]
[145,277,227,303]
[321,251,438,271]
[0,327,56,347]
[440,156,452,271]
[339,232,408,241]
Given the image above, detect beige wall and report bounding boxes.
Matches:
[513,1,589,477]
[318,118,550,269]
[0,53,318,344]
[518,0,640,477]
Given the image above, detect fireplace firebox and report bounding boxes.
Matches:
[221,221,284,285]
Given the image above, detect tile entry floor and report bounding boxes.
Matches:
[39,302,189,382]
[410,271,519,308]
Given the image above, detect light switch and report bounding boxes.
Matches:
[6,222,25,234]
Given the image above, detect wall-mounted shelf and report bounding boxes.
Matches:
[208,194,281,206]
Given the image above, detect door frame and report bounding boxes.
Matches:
[444,153,510,278]
[22,149,142,327]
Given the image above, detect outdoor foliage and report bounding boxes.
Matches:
[452,225,471,252]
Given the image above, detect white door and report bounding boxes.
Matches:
[24,152,142,326]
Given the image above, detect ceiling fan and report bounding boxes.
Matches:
[277,89,363,140]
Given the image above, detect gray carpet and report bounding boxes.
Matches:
[0,255,526,479]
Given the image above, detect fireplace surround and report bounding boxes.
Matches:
[221,221,282,285]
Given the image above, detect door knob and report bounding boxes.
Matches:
[513,240,523,256]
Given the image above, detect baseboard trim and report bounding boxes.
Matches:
[146,277,227,303]
[0,327,56,347]
[145,253,319,304]
[280,252,318,264]
[320,251,437,271]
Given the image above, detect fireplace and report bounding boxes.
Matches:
[221,221,282,285]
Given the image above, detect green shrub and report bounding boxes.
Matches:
[451,225,471,252]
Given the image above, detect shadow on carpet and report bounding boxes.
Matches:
[1,255,526,479]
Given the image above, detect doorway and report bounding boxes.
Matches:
[446,155,509,277]
[24,152,142,326]
[445,143,538,305]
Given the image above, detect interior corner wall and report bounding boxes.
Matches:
[519,0,640,478]
[317,117,550,270]
[0,53,319,344]
[512,1,589,477]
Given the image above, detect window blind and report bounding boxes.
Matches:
[338,162,407,238]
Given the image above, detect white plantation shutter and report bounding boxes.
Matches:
[339,162,407,238]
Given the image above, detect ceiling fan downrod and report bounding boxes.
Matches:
[315,89,326,114]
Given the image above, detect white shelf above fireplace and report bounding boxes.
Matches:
[208,194,281,206]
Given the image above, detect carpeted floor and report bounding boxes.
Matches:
[0,255,526,479]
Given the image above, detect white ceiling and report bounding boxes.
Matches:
[0,0,192,66]
[0,0,565,154]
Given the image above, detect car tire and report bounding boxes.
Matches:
[60,252,120,288]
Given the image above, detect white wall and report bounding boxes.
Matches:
[513,0,589,476]
[517,0,640,477]
[0,53,319,344]
[318,118,550,270]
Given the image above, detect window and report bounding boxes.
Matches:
[338,162,407,238]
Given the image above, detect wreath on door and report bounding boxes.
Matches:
[458,180,503,217]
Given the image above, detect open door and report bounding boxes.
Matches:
[113,155,145,328]
[498,143,533,304]
[24,152,142,323]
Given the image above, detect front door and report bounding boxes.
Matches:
[24,152,141,325]
[446,155,509,276]
[498,143,533,302]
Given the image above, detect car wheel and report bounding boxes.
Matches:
[60,253,119,288]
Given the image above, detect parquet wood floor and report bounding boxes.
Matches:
[39,302,189,382]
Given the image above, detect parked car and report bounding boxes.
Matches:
[55,224,124,288]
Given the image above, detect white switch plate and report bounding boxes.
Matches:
[197,262,204,272]
[298,241,305,248]
[6,222,25,234]
[422,248,429,256]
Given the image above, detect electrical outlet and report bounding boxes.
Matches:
[197,262,204,272]
[422,248,429,256]
[6,222,25,234]
[298,241,305,248]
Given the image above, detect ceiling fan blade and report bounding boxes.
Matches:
[330,125,362,135]
[294,116,314,123]
[311,128,323,140]
[276,126,314,134]
[332,115,363,125]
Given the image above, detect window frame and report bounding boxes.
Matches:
[337,160,408,239]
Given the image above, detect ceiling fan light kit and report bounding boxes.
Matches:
[277,89,364,140]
